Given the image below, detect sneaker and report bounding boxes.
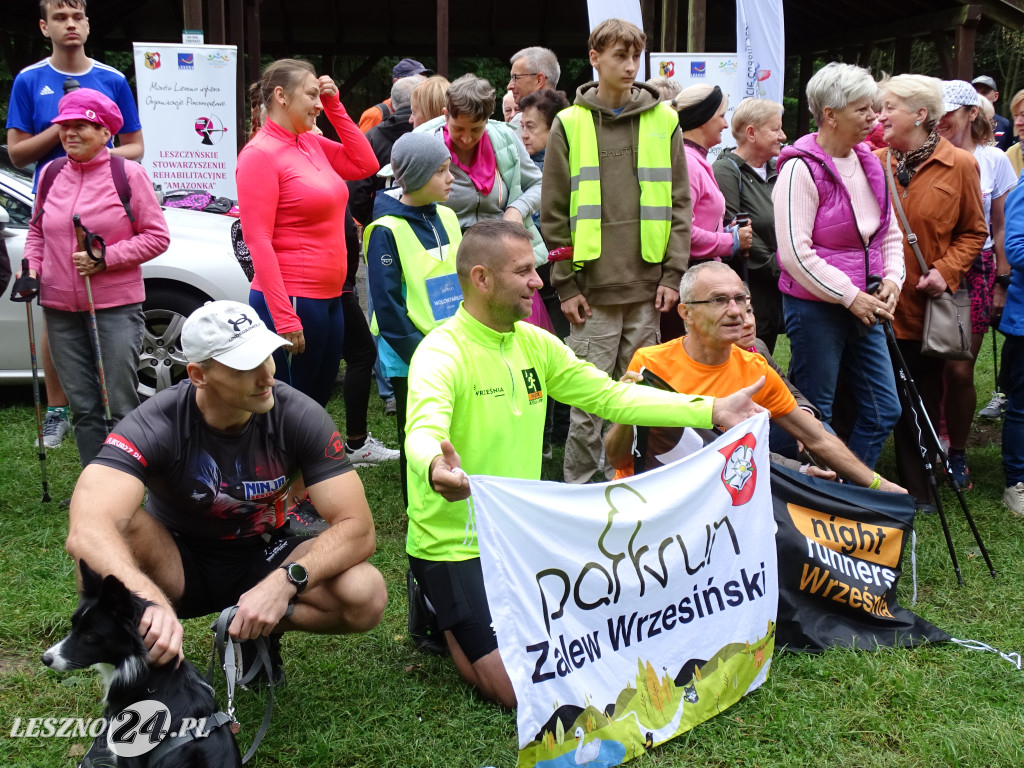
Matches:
[35,409,70,449]
[384,397,397,415]
[239,633,285,688]
[947,452,972,490]
[542,442,553,460]
[407,569,447,655]
[346,433,399,467]
[285,495,328,535]
[978,391,1007,419]
[1004,482,1024,516]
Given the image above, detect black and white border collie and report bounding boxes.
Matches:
[42,560,241,767]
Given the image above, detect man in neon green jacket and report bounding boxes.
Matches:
[404,219,764,707]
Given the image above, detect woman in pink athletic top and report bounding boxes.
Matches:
[237,58,378,406]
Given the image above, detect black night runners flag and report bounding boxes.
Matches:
[771,463,949,651]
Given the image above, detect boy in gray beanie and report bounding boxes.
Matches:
[363,131,463,510]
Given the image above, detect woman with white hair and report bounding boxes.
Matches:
[713,98,787,352]
[876,74,987,505]
[773,61,904,471]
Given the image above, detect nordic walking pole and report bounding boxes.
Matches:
[10,258,51,503]
[72,215,113,435]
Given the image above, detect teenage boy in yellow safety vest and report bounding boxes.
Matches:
[540,17,693,484]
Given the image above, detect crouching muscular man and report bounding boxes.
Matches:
[66,300,387,674]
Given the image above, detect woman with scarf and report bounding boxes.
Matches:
[876,74,987,507]
[773,62,905,471]
[668,84,753,340]
[416,74,550,329]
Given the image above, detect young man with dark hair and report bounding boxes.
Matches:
[8,0,144,182]
[541,18,692,484]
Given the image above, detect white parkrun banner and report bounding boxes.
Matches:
[474,414,778,767]
[132,43,238,199]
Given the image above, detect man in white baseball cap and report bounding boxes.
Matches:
[65,300,387,704]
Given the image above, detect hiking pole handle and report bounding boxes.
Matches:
[73,214,86,252]
[11,258,42,303]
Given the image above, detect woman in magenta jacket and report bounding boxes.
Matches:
[237,59,378,406]
[23,88,169,466]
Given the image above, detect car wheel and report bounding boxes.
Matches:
[138,286,206,399]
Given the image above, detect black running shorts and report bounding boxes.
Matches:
[408,556,497,663]
[172,528,305,619]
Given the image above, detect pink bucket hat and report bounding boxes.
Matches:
[51,88,124,134]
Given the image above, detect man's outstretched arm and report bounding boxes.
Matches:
[775,408,906,493]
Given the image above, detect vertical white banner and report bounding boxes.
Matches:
[131,43,238,199]
[736,0,785,104]
[651,52,741,158]
[587,0,648,81]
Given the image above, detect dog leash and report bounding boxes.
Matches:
[207,604,286,763]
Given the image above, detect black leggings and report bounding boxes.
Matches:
[341,291,376,439]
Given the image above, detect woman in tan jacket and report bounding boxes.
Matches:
[876,74,987,508]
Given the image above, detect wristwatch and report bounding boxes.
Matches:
[280,562,308,595]
[995,273,1013,289]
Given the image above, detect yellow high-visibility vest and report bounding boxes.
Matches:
[557,102,677,268]
[363,205,463,335]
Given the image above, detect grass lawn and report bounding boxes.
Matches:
[1,333,1022,767]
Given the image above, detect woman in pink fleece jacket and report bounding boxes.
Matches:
[23,88,169,466]
[666,84,753,340]
[237,59,378,406]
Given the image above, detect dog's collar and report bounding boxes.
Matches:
[146,711,233,767]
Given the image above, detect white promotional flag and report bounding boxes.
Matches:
[131,44,238,199]
[735,0,785,104]
[474,414,777,768]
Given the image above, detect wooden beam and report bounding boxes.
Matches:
[932,30,954,80]
[437,0,449,78]
[661,0,677,54]
[894,36,911,74]
[798,5,981,55]
[228,0,245,151]
[953,22,978,80]
[798,52,813,137]
[687,0,705,53]
[337,56,382,100]
[183,0,203,33]
[209,0,226,44]
[980,0,1024,30]
[244,0,260,92]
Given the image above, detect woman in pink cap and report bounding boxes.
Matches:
[21,87,169,466]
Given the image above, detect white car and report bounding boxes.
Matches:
[0,160,251,397]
